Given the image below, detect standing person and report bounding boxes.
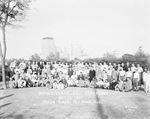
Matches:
[113,63,118,71]
[103,62,108,71]
[9,60,17,70]
[89,67,96,83]
[145,70,150,93]
[116,64,121,81]
[124,62,130,72]
[68,66,74,78]
[119,67,126,82]
[133,69,140,91]
[96,67,102,81]
[131,63,136,73]
[108,62,113,71]
[137,64,143,90]
[107,68,113,89]
[143,68,147,92]
[125,68,133,91]
[121,63,125,71]
[111,68,118,90]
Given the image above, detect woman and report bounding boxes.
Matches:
[143,68,147,92]
[145,70,150,92]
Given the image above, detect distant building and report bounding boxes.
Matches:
[41,37,58,60]
[68,44,89,60]
[58,47,69,59]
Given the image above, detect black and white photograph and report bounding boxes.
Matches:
[0,0,150,119]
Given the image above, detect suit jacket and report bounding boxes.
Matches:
[89,70,96,78]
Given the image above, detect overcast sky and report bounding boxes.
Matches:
[0,0,150,59]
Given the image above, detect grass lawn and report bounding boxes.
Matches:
[0,87,150,119]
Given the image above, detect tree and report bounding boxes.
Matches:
[122,54,136,63]
[134,46,148,67]
[30,53,41,61]
[0,0,31,89]
[102,52,117,63]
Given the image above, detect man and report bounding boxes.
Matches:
[133,69,140,91]
[68,65,74,78]
[119,67,126,82]
[113,63,118,71]
[108,62,113,71]
[124,62,130,72]
[121,63,125,71]
[89,67,96,82]
[131,63,136,73]
[137,64,143,89]
[107,68,113,89]
[125,68,133,91]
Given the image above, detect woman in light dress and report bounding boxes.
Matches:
[144,69,150,92]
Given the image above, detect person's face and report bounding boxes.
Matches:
[144,69,147,72]
[132,64,134,67]
[121,63,124,66]
[128,68,131,71]
[113,63,116,66]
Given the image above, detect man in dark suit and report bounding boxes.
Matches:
[124,62,130,72]
[68,64,74,78]
[89,67,96,82]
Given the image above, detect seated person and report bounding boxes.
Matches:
[59,76,68,88]
[17,77,27,88]
[31,71,38,87]
[124,77,132,92]
[67,77,75,87]
[9,77,16,89]
[11,70,20,88]
[77,72,85,87]
[96,79,105,88]
[115,80,124,91]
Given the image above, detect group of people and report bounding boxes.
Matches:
[7,60,150,92]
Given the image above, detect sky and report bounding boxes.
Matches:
[0,0,150,59]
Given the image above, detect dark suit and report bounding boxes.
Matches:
[89,69,96,82]
[68,68,74,78]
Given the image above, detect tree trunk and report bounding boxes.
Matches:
[1,26,7,89]
[2,59,7,89]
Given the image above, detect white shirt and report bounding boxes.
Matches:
[133,72,140,79]
[120,70,125,76]
[137,67,143,73]
[143,72,147,82]
[145,73,150,83]
[131,66,136,72]
[126,71,132,77]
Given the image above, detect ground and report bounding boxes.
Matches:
[0,87,150,119]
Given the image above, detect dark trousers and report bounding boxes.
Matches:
[89,77,94,82]
[133,78,139,90]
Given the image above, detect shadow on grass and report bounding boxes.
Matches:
[93,88,109,119]
[0,103,12,109]
[0,111,35,119]
[0,94,14,100]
